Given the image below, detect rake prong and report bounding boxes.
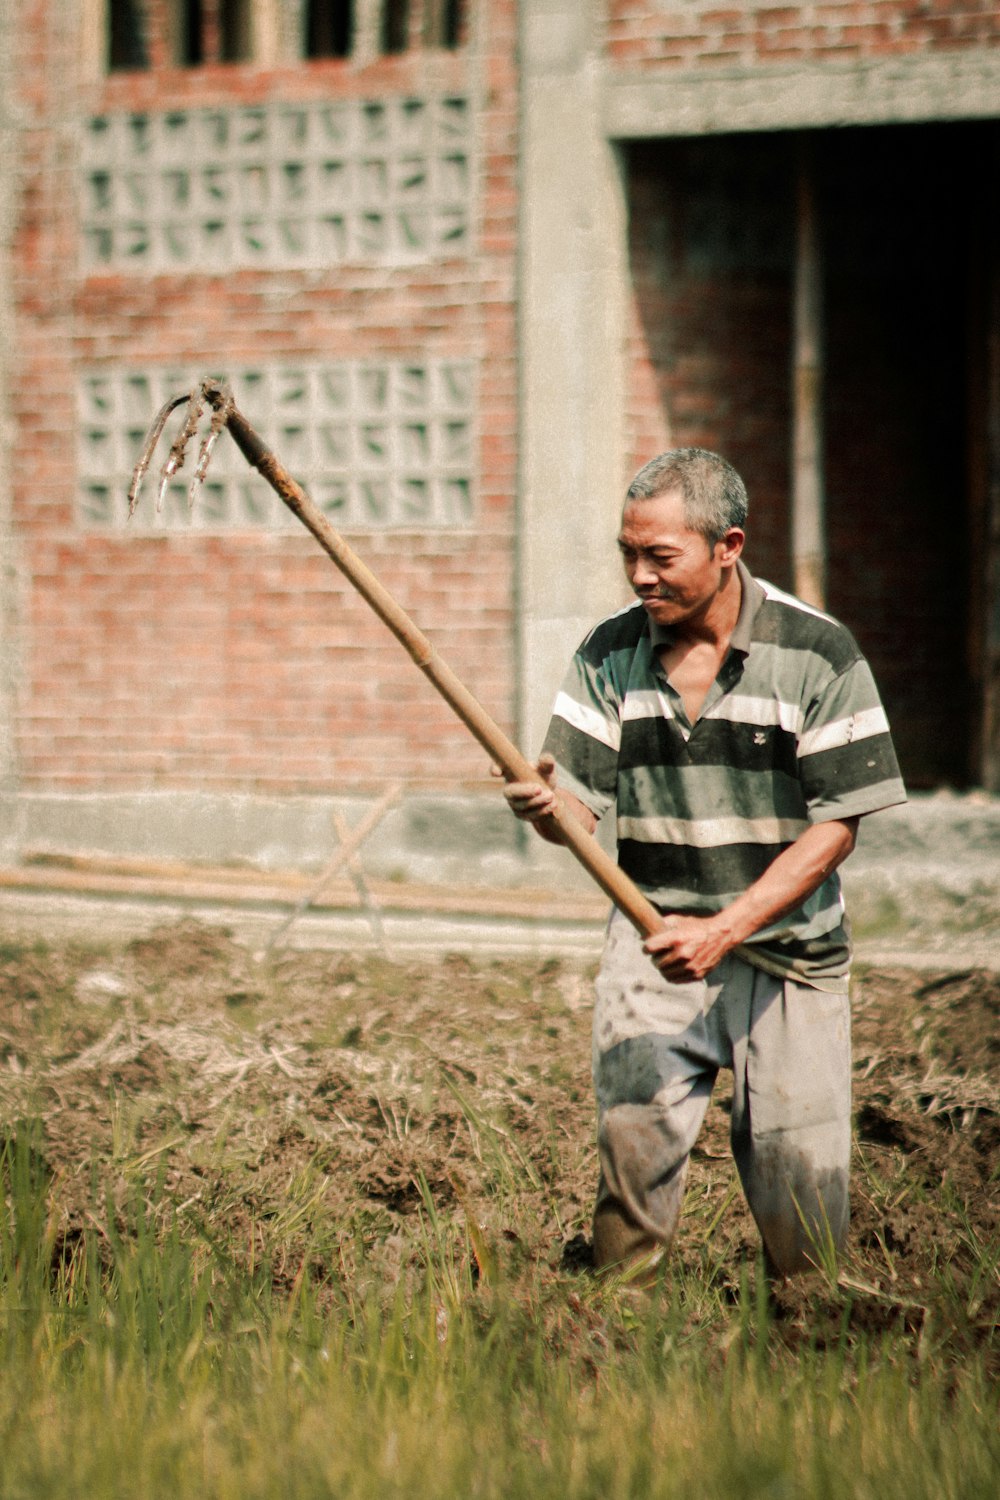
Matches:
[129,379,235,517]
[127,390,194,516]
[188,385,234,507]
[155,462,173,513]
[156,387,206,512]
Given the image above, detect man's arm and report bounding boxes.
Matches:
[644,816,860,982]
[496,753,598,844]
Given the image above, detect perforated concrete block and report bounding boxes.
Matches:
[80,95,474,272]
[77,358,477,531]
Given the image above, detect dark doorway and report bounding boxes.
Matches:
[627,120,998,788]
[821,124,988,787]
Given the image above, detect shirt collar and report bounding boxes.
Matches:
[648,558,765,656]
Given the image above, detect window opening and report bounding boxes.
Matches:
[170,0,255,65]
[425,0,463,49]
[442,0,462,48]
[306,0,352,58]
[177,0,205,64]
[381,0,409,54]
[108,0,149,70]
[219,0,253,61]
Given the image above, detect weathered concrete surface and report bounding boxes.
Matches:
[0,885,606,961]
[7,786,998,886]
[604,49,1000,139]
[4,786,620,886]
[517,0,631,757]
[1,789,996,968]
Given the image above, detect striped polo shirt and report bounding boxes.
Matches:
[542,560,906,990]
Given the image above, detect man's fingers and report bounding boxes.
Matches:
[491,755,560,828]
[509,788,554,811]
[649,950,700,982]
[504,779,542,799]
[642,920,678,956]
[491,755,557,786]
[503,779,557,821]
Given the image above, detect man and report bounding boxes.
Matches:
[503,448,906,1281]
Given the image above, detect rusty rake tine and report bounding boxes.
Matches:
[158,388,206,512]
[189,391,233,508]
[128,391,195,515]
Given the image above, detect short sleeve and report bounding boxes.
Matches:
[540,647,622,819]
[796,657,907,822]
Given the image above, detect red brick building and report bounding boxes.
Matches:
[0,2,997,875]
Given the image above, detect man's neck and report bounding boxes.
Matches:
[674,566,743,650]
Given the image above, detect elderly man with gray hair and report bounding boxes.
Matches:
[503,448,906,1283]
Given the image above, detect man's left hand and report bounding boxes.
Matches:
[642,914,734,983]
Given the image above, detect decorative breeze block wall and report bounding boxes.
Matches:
[80,95,474,271]
[78,361,477,530]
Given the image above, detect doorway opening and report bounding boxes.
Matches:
[627,120,998,787]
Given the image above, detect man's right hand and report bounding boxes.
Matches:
[493,751,560,823]
[491,754,597,843]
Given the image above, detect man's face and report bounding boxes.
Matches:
[617,488,742,628]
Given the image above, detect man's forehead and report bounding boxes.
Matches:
[618,489,693,543]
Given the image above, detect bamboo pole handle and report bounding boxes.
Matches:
[210,387,666,941]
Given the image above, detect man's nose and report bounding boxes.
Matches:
[629,554,656,587]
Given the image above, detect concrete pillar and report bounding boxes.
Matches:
[79,0,104,78]
[352,0,383,63]
[254,0,286,64]
[516,0,630,757]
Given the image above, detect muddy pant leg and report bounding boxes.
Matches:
[730,970,852,1277]
[593,1082,714,1273]
[591,912,724,1273]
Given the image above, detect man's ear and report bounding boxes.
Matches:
[717,527,745,565]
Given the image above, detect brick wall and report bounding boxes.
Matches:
[606,1,1000,70]
[9,2,996,811]
[11,1,519,796]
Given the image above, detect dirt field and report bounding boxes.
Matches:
[1,919,997,1359]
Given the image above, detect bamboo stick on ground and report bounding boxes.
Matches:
[260,782,402,958]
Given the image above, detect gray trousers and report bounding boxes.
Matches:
[592,910,852,1278]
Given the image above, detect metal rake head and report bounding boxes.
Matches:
[127,377,234,518]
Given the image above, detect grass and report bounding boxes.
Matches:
[1,1121,998,1500]
[1,931,998,1497]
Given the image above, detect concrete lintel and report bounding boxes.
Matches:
[603,49,1000,139]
